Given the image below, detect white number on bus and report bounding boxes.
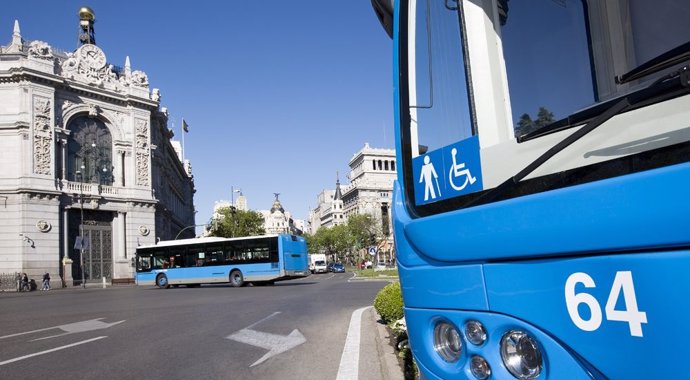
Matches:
[565,271,647,337]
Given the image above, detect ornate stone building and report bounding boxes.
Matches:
[341,144,396,261]
[259,194,296,235]
[0,11,195,284]
[309,144,396,261]
[309,175,346,234]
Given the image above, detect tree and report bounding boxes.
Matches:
[306,225,350,263]
[209,207,265,238]
[346,214,380,252]
[518,113,534,131]
[515,107,555,137]
[306,214,383,264]
[535,106,555,128]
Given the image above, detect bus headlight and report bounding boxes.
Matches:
[464,320,487,346]
[433,321,462,362]
[500,330,543,379]
[470,356,491,379]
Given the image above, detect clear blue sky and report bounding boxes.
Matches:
[2,1,393,225]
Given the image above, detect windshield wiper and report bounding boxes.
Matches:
[466,65,690,207]
[616,41,690,84]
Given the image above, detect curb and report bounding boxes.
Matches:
[372,308,405,380]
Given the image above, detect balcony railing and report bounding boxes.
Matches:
[65,181,119,196]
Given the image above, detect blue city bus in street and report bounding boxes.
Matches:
[135,234,309,288]
[372,0,690,378]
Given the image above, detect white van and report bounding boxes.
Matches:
[309,253,328,274]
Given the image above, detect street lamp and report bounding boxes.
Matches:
[231,186,241,208]
[75,170,86,288]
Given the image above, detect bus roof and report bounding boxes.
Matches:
[137,234,285,250]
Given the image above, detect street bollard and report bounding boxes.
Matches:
[102,276,106,288]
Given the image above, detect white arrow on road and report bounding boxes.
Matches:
[226,315,306,367]
[0,318,125,341]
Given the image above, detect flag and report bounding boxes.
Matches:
[182,119,189,133]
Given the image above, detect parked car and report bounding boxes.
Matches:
[375,261,387,271]
[331,263,345,273]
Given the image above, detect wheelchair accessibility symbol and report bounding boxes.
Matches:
[412,136,482,206]
[448,147,476,191]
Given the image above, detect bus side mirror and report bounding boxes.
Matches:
[371,0,394,39]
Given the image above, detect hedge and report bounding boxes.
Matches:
[374,282,404,324]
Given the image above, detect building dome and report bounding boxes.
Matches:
[270,193,285,214]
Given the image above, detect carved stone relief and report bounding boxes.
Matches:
[28,41,53,60]
[33,97,52,175]
[59,44,150,92]
[135,119,150,186]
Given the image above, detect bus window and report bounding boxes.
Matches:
[152,255,167,269]
[408,0,473,158]
[207,245,224,265]
[502,0,690,138]
[501,1,594,138]
[137,255,152,272]
[188,247,209,266]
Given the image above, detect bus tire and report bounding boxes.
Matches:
[156,274,170,289]
[230,270,244,287]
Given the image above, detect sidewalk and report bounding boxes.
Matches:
[364,306,405,380]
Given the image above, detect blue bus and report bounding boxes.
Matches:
[135,234,309,288]
[372,0,690,379]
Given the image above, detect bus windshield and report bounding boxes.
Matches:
[402,0,690,212]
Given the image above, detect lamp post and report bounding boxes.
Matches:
[175,224,209,240]
[231,186,241,208]
[229,187,242,237]
[75,170,86,288]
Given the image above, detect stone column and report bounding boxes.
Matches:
[62,207,71,285]
[59,138,67,180]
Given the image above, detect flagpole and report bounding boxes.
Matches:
[181,117,185,162]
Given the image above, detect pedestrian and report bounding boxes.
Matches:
[42,272,51,290]
[20,273,29,292]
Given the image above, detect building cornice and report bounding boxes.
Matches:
[0,67,158,110]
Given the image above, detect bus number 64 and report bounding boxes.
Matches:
[565,271,648,337]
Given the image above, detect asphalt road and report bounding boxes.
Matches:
[0,273,391,379]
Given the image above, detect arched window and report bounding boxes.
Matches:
[67,116,113,185]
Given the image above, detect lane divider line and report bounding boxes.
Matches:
[0,336,107,366]
[336,306,372,380]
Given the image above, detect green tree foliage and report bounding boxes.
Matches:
[515,106,555,137]
[306,225,350,262]
[536,106,555,128]
[209,207,265,238]
[347,214,380,251]
[305,214,382,262]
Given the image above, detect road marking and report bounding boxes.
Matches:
[227,328,306,367]
[336,306,372,380]
[226,312,307,367]
[0,318,125,341]
[245,312,281,330]
[0,336,107,366]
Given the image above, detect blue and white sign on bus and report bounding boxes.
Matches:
[412,136,483,205]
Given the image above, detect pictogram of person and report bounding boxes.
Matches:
[419,155,441,201]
